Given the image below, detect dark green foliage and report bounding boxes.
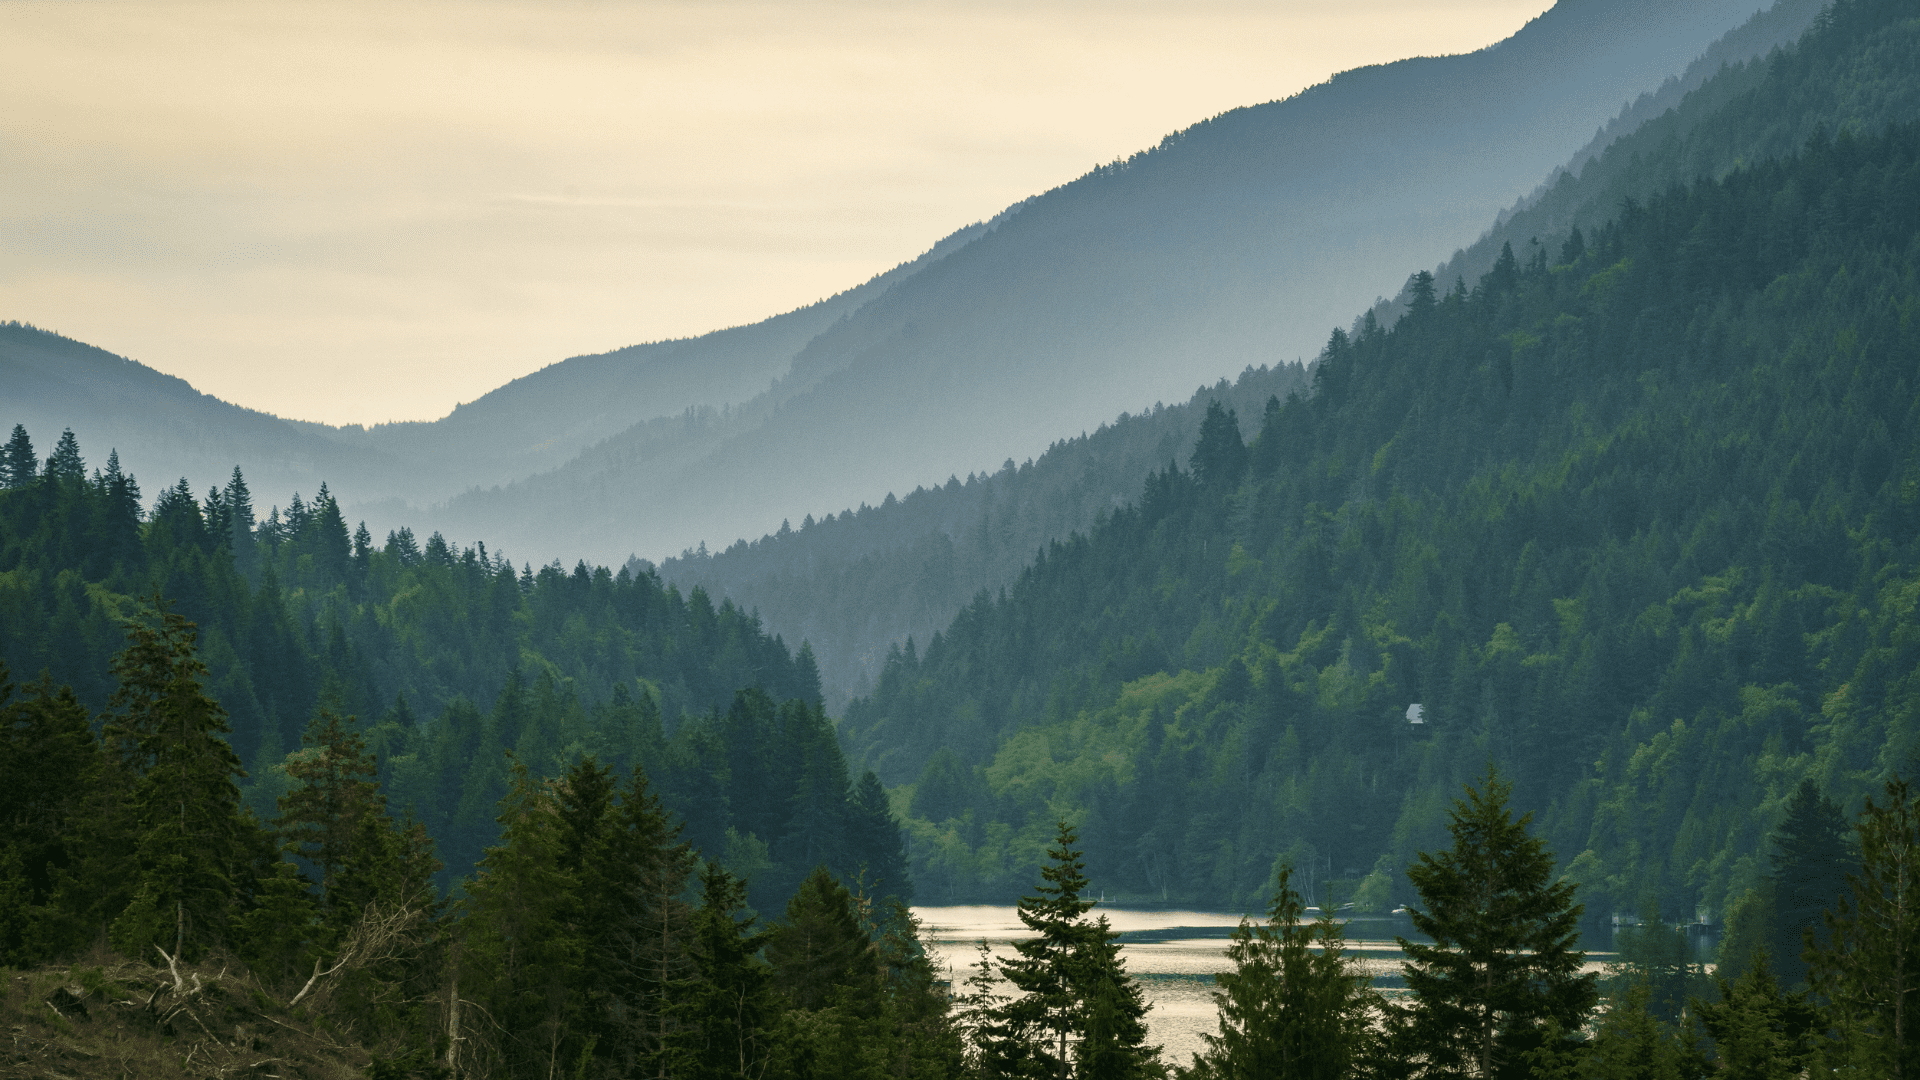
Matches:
[1605,900,1710,1027]
[3,424,34,488]
[672,862,780,1080]
[837,12,1920,913]
[1765,779,1857,988]
[1179,866,1377,1080]
[769,866,879,1013]
[984,822,1162,1079]
[1188,401,1247,492]
[1399,769,1594,1079]
[1810,777,1920,1080]
[847,770,912,905]
[0,663,98,965]
[99,601,269,961]
[1693,949,1822,1078]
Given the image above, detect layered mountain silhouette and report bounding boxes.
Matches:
[7,0,1798,573]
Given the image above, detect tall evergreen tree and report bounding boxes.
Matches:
[2,423,34,488]
[1180,865,1376,1080]
[45,428,84,484]
[1189,401,1247,490]
[994,821,1160,1080]
[768,865,879,1013]
[1767,779,1856,987]
[464,757,589,1079]
[100,600,266,960]
[1693,948,1820,1079]
[846,770,911,904]
[0,664,100,965]
[224,466,257,576]
[1810,777,1920,1079]
[672,861,779,1080]
[1398,768,1595,1079]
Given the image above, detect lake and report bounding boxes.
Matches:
[912,904,1623,1066]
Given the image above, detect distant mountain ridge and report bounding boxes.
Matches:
[7,0,1786,572]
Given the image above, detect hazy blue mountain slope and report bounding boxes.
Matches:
[649,363,1310,708]
[426,0,1784,571]
[293,221,990,501]
[0,322,389,506]
[1393,0,1916,312]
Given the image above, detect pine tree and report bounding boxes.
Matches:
[100,600,266,961]
[278,705,381,900]
[1398,767,1595,1078]
[1810,777,1920,1079]
[0,665,100,964]
[596,764,697,1078]
[1693,948,1819,1079]
[1180,865,1376,1080]
[671,861,779,1080]
[768,866,879,1013]
[224,466,257,567]
[45,428,84,483]
[1767,779,1855,987]
[1189,401,1248,490]
[464,757,588,1079]
[845,770,911,903]
[1576,983,1684,1080]
[2,423,34,488]
[1072,915,1161,1080]
[994,821,1159,1079]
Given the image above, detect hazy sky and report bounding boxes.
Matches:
[2,0,1555,426]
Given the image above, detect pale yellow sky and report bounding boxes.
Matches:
[0,0,1555,426]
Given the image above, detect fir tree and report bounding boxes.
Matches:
[1398,768,1595,1078]
[1810,777,1920,1079]
[1180,865,1376,1080]
[45,428,84,484]
[995,821,1160,1079]
[1767,778,1855,987]
[768,866,879,1013]
[1693,948,1820,1079]
[100,600,265,961]
[672,861,779,1080]
[2,423,34,488]
[845,770,910,904]
[1189,401,1248,490]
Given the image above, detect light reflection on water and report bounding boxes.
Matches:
[912,904,1618,1066]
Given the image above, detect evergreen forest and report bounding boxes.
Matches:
[6,0,1920,1077]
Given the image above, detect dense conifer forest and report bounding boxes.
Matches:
[7,0,1920,1076]
[847,0,1920,928]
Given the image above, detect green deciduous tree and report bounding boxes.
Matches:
[1398,768,1595,1079]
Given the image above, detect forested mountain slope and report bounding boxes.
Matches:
[1395,0,1915,316]
[652,363,1309,707]
[0,225,986,526]
[426,0,1783,570]
[0,435,906,909]
[840,0,1920,921]
[645,0,1844,711]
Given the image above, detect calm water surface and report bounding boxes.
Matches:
[912,904,1619,1066]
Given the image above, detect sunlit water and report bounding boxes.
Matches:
[913,905,1621,1067]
